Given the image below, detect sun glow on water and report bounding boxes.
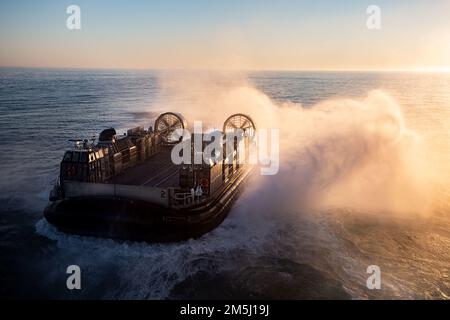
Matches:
[412,67,450,73]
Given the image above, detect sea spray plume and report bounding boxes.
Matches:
[153,71,439,216]
[270,90,435,215]
[154,70,277,130]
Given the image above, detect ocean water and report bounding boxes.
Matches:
[0,68,449,299]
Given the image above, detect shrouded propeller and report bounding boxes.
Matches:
[154,112,187,143]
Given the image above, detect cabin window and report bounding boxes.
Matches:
[79,152,88,163]
[96,161,101,181]
[63,152,72,162]
[72,152,80,162]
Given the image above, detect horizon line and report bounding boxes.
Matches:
[1,66,450,73]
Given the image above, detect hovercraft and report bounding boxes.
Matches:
[44,113,255,242]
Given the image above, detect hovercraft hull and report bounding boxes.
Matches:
[44,166,252,242]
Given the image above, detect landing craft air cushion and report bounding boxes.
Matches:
[44,113,255,242]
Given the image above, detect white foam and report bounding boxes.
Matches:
[35,199,276,298]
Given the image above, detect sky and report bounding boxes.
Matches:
[1,0,450,71]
